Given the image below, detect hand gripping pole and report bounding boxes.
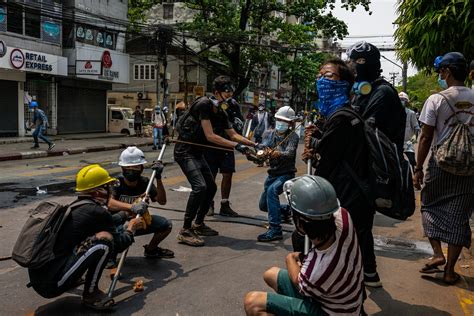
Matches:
[108,144,167,298]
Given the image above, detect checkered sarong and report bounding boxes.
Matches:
[421,156,474,248]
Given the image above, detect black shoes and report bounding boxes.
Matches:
[220,201,239,217]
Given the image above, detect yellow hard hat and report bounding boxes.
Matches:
[76,164,117,192]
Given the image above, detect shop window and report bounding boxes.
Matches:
[25,5,41,38]
[133,64,156,81]
[163,3,173,20]
[111,111,123,120]
[7,0,23,35]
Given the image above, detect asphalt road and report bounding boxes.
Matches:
[0,144,472,315]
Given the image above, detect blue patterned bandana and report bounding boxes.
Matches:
[316,78,350,117]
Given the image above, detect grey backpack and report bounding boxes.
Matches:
[435,93,474,176]
[12,199,92,269]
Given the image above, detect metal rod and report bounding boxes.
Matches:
[304,158,312,255]
[107,144,167,298]
[170,139,234,152]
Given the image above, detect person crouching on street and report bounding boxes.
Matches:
[174,75,256,247]
[244,176,364,316]
[107,146,174,259]
[257,105,299,242]
[28,164,142,311]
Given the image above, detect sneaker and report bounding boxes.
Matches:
[48,143,55,151]
[257,229,283,242]
[177,229,204,247]
[144,246,175,259]
[364,272,382,288]
[31,145,39,149]
[192,223,219,236]
[206,201,215,217]
[219,201,239,217]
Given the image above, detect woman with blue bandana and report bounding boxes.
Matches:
[302,58,381,289]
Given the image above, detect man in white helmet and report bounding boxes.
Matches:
[107,146,174,259]
[399,92,420,170]
[256,105,299,242]
[244,176,364,316]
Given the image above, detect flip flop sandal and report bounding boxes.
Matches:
[420,263,444,274]
[82,296,115,311]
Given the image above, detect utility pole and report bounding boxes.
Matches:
[389,72,399,87]
[402,61,408,92]
[155,30,162,109]
[183,34,188,106]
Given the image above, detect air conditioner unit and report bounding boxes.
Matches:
[137,92,148,100]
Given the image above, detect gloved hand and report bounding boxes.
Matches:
[269,150,281,160]
[235,143,251,155]
[131,201,148,216]
[255,143,268,151]
[151,160,164,180]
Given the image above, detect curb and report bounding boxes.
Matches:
[0,141,154,162]
[0,133,125,145]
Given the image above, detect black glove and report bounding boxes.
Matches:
[235,144,250,155]
[130,201,148,216]
[151,160,164,180]
[255,143,268,151]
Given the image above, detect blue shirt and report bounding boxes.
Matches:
[33,109,49,127]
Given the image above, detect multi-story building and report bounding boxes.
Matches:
[0,0,129,137]
[0,0,67,137]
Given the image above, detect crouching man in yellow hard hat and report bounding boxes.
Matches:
[28,164,143,311]
[107,146,174,260]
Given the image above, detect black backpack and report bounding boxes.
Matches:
[12,199,92,269]
[338,109,415,220]
[176,97,206,142]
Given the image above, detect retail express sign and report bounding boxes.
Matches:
[0,46,67,76]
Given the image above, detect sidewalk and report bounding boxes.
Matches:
[0,133,155,162]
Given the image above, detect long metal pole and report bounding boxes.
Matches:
[304,159,312,255]
[108,145,167,298]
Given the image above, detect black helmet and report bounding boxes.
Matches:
[213,75,235,93]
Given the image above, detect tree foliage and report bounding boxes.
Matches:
[128,0,161,30]
[394,0,474,71]
[397,72,440,110]
[180,0,371,95]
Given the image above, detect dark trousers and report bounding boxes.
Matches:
[29,237,112,298]
[176,155,217,229]
[404,151,416,170]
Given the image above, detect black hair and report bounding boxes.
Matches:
[322,58,355,92]
[295,213,337,240]
[213,75,234,92]
[445,64,468,81]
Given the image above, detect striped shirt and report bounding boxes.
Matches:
[298,208,364,315]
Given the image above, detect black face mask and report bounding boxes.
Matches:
[123,170,142,182]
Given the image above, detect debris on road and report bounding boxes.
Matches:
[133,280,144,292]
[170,186,192,192]
[35,187,47,195]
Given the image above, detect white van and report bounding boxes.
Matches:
[108,106,135,136]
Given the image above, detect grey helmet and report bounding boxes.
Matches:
[285,175,340,220]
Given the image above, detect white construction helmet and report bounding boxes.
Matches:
[118,146,147,167]
[398,91,410,102]
[275,106,296,122]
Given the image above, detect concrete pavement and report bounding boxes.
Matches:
[0,133,155,161]
[0,145,472,315]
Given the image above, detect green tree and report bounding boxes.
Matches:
[181,0,371,95]
[394,0,474,71]
[398,72,440,110]
[128,0,160,30]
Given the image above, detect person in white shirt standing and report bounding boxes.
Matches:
[244,176,364,316]
[153,105,167,150]
[399,92,420,170]
[414,52,474,285]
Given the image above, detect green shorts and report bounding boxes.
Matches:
[266,269,326,316]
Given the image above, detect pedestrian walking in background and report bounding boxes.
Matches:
[29,101,55,151]
[153,105,167,150]
[399,92,421,170]
[250,103,274,144]
[133,105,144,137]
[415,52,474,285]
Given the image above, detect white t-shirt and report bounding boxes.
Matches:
[153,112,166,128]
[419,86,474,146]
[404,108,420,152]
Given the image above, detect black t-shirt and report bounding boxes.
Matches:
[225,101,245,135]
[112,176,157,203]
[174,97,232,157]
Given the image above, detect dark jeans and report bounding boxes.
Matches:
[259,173,294,230]
[32,125,52,146]
[176,155,217,229]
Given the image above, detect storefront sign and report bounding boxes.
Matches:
[0,46,67,76]
[76,60,102,75]
[0,40,6,58]
[70,45,129,84]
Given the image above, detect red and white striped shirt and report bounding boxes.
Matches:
[298,208,364,315]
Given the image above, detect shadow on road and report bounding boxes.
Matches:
[368,287,451,315]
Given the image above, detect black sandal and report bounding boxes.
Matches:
[82,291,115,311]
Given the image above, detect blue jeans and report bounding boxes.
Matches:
[32,125,52,146]
[153,127,163,147]
[259,173,294,230]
